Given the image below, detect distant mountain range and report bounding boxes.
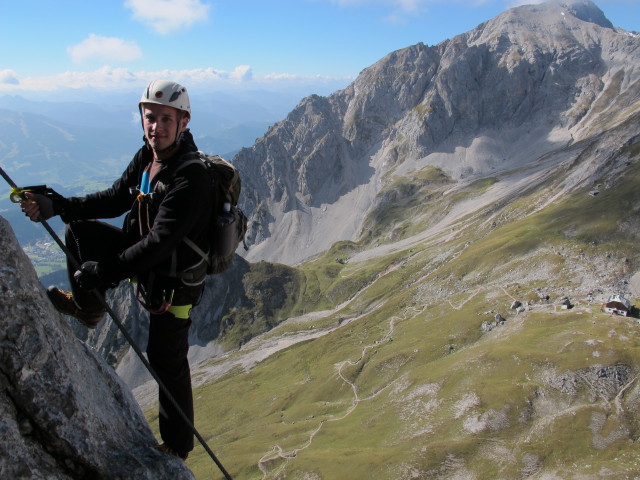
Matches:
[0,89,304,246]
[0,88,305,188]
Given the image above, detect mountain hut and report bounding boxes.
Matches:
[602,294,631,316]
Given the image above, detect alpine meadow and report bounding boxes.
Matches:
[1,0,640,479]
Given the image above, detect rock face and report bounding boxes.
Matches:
[0,216,194,479]
[234,0,640,265]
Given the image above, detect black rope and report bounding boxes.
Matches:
[0,166,233,480]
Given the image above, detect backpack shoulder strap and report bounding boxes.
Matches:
[175,151,206,174]
[183,236,208,262]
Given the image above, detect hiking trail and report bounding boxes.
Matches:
[256,303,426,479]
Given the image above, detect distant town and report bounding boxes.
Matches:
[23,240,66,276]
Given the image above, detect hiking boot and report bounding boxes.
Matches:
[154,443,189,461]
[46,286,104,329]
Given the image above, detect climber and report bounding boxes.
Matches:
[19,80,215,461]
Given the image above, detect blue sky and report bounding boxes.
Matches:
[0,0,638,98]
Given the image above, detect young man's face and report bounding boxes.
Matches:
[141,103,189,153]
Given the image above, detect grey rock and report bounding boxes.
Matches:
[481,314,506,333]
[0,216,194,480]
[548,363,632,401]
[480,321,494,333]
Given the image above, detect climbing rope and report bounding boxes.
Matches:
[0,165,233,480]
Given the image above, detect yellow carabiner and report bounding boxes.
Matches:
[9,187,24,203]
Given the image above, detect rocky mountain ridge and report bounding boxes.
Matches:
[235,0,640,266]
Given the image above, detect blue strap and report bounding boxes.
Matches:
[140,170,151,194]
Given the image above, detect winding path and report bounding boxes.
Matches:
[257,304,425,478]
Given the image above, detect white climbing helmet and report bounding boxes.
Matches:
[139,80,191,117]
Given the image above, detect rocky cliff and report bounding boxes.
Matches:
[235,0,640,266]
[0,216,194,479]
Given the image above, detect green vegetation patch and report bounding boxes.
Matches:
[360,166,454,244]
[148,130,640,479]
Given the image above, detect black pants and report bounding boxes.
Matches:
[65,220,197,455]
[65,220,127,312]
[148,311,194,455]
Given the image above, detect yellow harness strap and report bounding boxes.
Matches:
[168,304,192,319]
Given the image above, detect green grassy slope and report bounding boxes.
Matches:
[148,134,640,479]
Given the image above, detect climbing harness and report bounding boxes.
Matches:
[0,165,233,480]
[135,281,174,315]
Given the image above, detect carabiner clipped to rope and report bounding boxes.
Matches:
[8,184,55,203]
[9,187,25,203]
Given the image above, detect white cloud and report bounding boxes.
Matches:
[0,69,20,85]
[230,65,253,82]
[142,66,253,85]
[0,65,343,94]
[67,34,143,64]
[0,66,353,101]
[0,66,139,92]
[383,11,409,24]
[125,0,210,34]
[395,0,423,12]
[36,66,141,90]
[261,71,352,86]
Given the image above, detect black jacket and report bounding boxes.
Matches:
[61,130,213,283]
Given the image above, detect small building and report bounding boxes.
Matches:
[603,294,631,316]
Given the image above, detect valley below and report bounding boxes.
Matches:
[138,123,640,478]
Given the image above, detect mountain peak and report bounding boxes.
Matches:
[476,0,615,41]
[236,0,639,266]
[545,0,613,28]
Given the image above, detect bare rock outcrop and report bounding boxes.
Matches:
[0,216,193,479]
[234,0,640,266]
